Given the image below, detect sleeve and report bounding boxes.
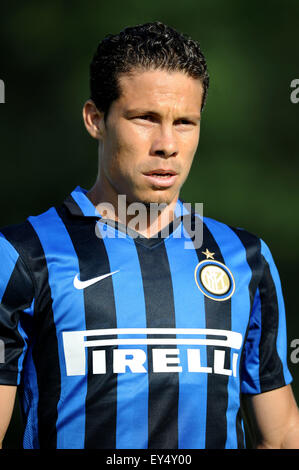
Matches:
[241,238,293,394]
[0,233,35,385]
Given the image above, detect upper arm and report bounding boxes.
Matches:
[242,385,299,449]
[240,239,298,447]
[241,239,292,395]
[0,385,17,449]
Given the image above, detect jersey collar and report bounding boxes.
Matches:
[63,186,192,247]
[64,186,190,220]
[63,186,102,219]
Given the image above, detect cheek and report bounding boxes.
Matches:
[186,129,200,150]
[180,134,199,162]
[109,123,148,158]
[104,143,139,186]
[114,134,150,176]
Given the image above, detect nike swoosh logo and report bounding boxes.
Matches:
[73,270,120,290]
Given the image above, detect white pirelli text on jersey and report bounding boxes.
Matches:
[62,328,243,377]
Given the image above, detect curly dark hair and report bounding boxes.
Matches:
[89,22,209,119]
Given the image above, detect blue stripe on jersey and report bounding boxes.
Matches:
[29,209,88,449]
[241,288,262,394]
[71,186,102,218]
[0,233,19,302]
[203,217,252,449]
[17,300,35,385]
[96,221,149,449]
[260,240,292,385]
[174,199,190,218]
[165,219,207,449]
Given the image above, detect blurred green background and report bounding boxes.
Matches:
[1,0,298,449]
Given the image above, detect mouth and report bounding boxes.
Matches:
[142,169,178,188]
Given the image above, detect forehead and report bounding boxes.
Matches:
[116,68,203,112]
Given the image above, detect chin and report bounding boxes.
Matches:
[133,191,175,207]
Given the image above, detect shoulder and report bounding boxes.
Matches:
[180,202,265,259]
[202,214,262,252]
[0,205,57,260]
[203,215,283,282]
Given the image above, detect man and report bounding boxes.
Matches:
[0,21,299,450]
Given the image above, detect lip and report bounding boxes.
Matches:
[142,169,178,188]
[144,169,177,176]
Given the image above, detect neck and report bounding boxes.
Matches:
[86,180,179,239]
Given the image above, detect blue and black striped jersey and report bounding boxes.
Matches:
[0,186,292,449]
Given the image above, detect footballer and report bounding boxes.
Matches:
[0,22,299,449]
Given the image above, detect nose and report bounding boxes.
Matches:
[150,125,178,158]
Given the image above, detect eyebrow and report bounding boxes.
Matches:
[124,108,201,121]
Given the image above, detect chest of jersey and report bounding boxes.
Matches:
[18,202,263,449]
[37,221,252,385]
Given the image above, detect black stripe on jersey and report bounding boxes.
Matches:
[235,408,244,448]
[182,214,231,449]
[63,194,85,217]
[134,241,178,449]
[56,205,118,449]
[0,255,34,385]
[258,256,285,392]
[229,227,263,448]
[230,227,263,312]
[1,222,61,448]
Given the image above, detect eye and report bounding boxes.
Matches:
[135,115,156,122]
[175,119,194,126]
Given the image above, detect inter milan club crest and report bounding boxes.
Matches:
[194,249,235,301]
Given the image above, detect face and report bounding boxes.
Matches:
[86,68,203,206]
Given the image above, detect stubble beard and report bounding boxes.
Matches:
[128,193,172,211]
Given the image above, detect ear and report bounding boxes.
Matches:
[82,100,105,140]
